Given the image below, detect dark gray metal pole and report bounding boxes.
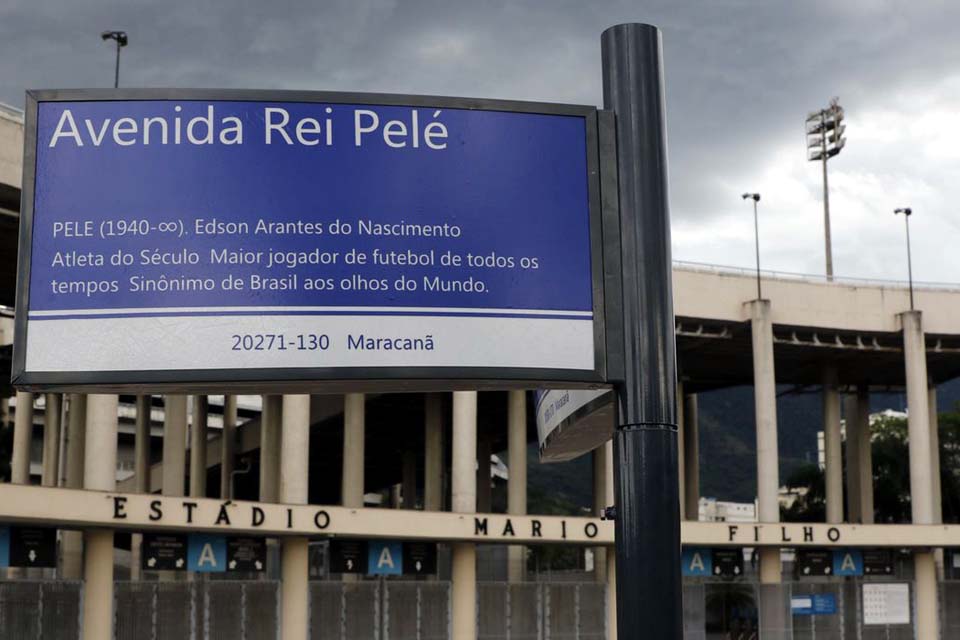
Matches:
[114,41,121,89]
[895,207,914,310]
[601,23,681,639]
[743,193,762,299]
[753,197,762,299]
[904,211,914,310]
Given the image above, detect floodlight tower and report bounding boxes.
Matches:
[806,98,846,281]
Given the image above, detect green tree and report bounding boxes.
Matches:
[781,462,826,522]
[936,409,960,523]
[870,414,911,523]
[782,409,960,524]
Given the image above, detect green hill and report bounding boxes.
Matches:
[525,378,960,510]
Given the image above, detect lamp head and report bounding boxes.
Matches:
[894,207,912,216]
[741,193,760,202]
[101,30,128,46]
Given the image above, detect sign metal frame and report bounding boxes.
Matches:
[13,88,615,393]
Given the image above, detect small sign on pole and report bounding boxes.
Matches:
[187,534,226,573]
[711,549,744,577]
[832,549,863,576]
[863,583,911,625]
[0,526,9,568]
[681,547,712,577]
[227,537,266,572]
[402,542,437,575]
[368,541,403,576]
[8,527,56,568]
[791,593,837,616]
[863,549,895,575]
[329,540,367,574]
[142,533,187,571]
[796,549,833,576]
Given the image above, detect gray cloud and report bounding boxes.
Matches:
[3,0,959,280]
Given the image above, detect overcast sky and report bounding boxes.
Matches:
[3,0,959,283]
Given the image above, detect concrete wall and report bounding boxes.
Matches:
[0,104,24,191]
[674,265,960,335]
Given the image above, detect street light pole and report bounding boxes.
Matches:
[100,30,128,89]
[743,193,762,299]
[894,207,915,310]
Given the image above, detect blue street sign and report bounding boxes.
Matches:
[188,534,226,573]
[833,549,863,576]
[0,527,9,568]
[368,541,403,576]
[813,594,838,614]
[792,593,837,616]
[19,95,600,384]
[681,547,712,577]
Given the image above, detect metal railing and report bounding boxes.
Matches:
[0,579,610,640]
[5,578,956,639]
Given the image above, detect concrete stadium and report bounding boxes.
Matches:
[3,95,960,640]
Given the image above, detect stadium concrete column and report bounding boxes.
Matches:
[390,483,402,508]
[221,395,238,498]
[61,394,87,579]
[340,393,365,583]
[749,299,781,584]
[260,395,282,503]
[604,439,616,640]
[260,395,283,580]
[928,386,943,525]
[41,393,62,486]
[9,392,33,579]
[424,393,444,511]
[902,312,934,524]
[11,391,34,484]
[162,396,188,497]
[190,396,208,497]
[476,435,492,512]
[342,393,365,508]
[915,552,938,639]
[402,449,417,509]
[928,385,944,578]
[683,393,700,520]
[63,397,88,509]
[855,387,875,523]
[507,390,527,583]
[161,395,188,581]
[900,310,939,639]
[82,394,118,640]
[130,395,150,580]
[842,394,862,523]
[280,395,310,640]
[451,391,477,640]
[133,398,150,490]
[822,365,843,524]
